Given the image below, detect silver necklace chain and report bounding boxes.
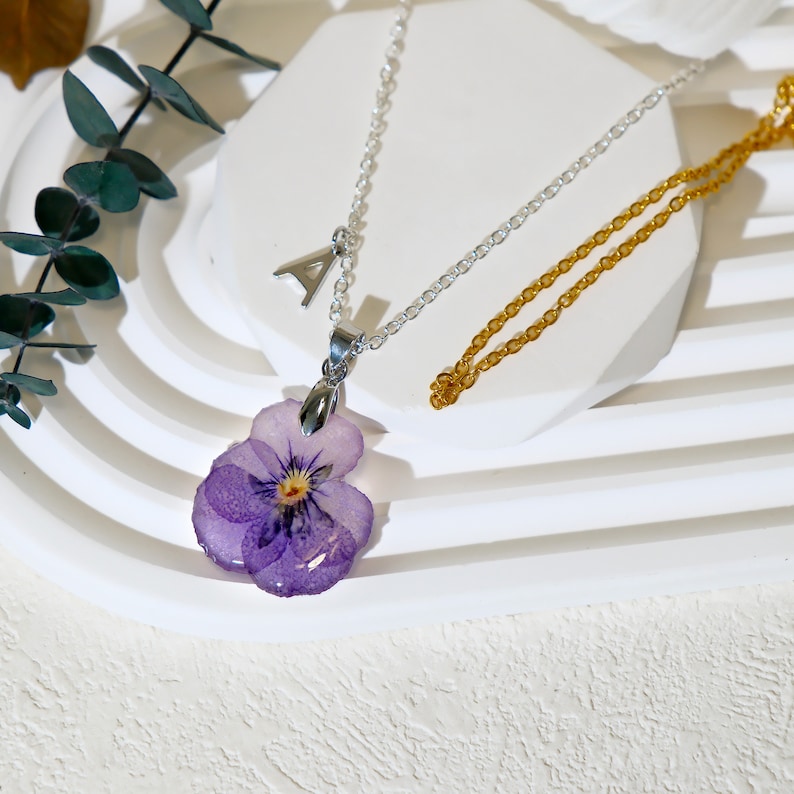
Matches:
[329,0,704,357]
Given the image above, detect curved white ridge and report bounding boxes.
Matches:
[544,0,783,57]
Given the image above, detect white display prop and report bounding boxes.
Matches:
[544,0,783,58]
[1,0,791,643]
[213,0,698,449]
[214,0,701,448]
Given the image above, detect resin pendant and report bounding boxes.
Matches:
[192,399,373,597]
[192,322,371,597]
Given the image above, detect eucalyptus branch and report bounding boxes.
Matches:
[116,88,153,145]
[0,0,279,429]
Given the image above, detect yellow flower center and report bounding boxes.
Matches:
[277,471,310,506]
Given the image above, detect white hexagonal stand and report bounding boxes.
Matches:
[212,0,699,448]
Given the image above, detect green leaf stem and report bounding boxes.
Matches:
[62,70,120,148]
[138,65,224,133]
[4,0,280,428]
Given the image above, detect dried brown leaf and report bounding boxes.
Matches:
[0,0,90,90]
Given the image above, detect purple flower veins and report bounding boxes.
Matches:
[192,399,373,597]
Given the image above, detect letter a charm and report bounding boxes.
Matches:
[273,247,337,308]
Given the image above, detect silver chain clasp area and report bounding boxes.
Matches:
[299,321,365,436]
[331,225,354,258]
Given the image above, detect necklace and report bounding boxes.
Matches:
[192,0,704,598]
[432,74,794,408]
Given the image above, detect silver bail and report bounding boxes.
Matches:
[299,321,364,436]
[299,381,339,437]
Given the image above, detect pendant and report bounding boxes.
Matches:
[273,226,352,308]
[273,247,336,308]
[192,322,372,597]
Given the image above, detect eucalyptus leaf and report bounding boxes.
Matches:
[0,295,56,338]
[4,405,32,428]
[138,65,224,133]
[14,289,87,306]
[0,382,21,405]
[198,33,280,71]
[86,45,146,91]
[62,70,120,148]
[35,187,100,241]
[2,372,58,397]
[0,231,63,255]
[54,246,120,300]
[107,148,177,199]
[158,0,213,31]
[0,331,24,349]
[84,46,166,109]
[0,381,30,428]
[0,396,31,429]
[63,161,140,213]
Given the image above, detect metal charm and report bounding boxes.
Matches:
[273,247,337,308]
[274,227,353,308]
[299,321,365,436]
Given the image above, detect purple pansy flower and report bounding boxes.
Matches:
[192,399,373,597]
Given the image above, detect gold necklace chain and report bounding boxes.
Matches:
[430,75,794,410]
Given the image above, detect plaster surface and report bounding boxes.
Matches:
[2,542,792,793]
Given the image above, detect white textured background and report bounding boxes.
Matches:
[2,544,793,792]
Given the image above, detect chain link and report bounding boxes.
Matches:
[430,74,794,409]
[330,0,412,331]
[328,0,704,356]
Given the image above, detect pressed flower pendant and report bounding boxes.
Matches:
[192,398,373,597]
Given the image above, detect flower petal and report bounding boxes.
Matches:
[287,501,350,565]
[202,464,268,523]
[247,481,374,597]
[313,480,374,551]
[241,508,289,572]
[250,399,364,479]
[193,437,290,571]
[211,437,281,482]
[249,538,357,597]
[193,479,262,571]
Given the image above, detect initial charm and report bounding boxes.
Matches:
[273,247,337,308]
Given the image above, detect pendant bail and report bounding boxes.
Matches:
[299,321,365,436]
